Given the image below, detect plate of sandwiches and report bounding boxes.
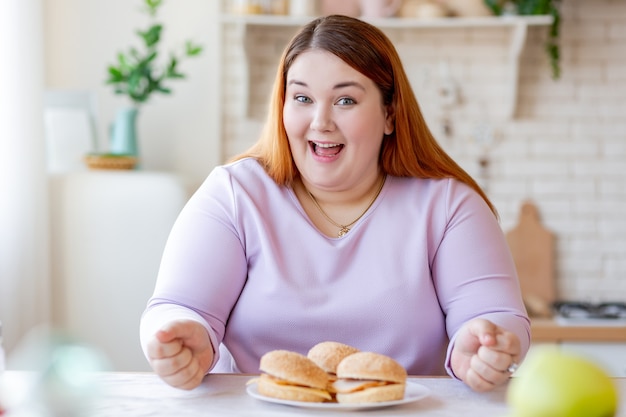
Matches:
[246,341,431,411]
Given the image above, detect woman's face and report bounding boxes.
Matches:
[283,49,394,193]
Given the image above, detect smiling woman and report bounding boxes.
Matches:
[140,15,529,393]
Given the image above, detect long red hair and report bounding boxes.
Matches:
[232,15,496,216]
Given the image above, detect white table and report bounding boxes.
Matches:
[3,372,625,416]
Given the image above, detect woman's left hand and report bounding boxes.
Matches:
[450,318,521,392]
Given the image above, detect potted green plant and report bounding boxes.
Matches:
[484,0,561,80]
[104,0,203,160]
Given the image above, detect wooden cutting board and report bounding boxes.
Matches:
[505,201,556,317]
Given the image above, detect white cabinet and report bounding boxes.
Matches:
[560,342,626,377]
[516,342,626,377]
[49,171,187,371]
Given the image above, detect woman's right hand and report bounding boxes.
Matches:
[145,319,214,390]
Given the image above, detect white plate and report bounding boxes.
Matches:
[246,380,430,411]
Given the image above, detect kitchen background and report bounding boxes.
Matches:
[219,0,626,303]
[0,0,624,371]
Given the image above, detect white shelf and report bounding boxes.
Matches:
[220,14,553,28]
[221,14,554,119]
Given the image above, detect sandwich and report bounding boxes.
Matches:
[256,349,332,402]
[307,341,360,378]
[332,351,407,403]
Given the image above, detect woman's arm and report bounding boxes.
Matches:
[433,180,530,390]
[140,168,249,387]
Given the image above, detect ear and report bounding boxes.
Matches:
[384,104,395,135]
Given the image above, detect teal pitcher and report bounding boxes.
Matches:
[109,106,139,157]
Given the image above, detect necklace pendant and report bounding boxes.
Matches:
[337,226,350,237]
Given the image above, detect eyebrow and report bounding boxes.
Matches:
[287,79,366,92]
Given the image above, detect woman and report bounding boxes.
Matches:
[140,15,530,392]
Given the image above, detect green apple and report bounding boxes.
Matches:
[507,346,618,417]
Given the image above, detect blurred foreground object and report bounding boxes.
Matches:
[0,326,109,417]
[507,347,618,417]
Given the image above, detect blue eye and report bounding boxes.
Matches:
[295,95,312,103]
[336,97,355,105]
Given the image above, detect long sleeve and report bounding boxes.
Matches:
[432,180,530,376]
[140,158,530,375]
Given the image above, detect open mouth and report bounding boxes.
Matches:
[310,141,344,157]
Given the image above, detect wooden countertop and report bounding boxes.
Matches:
[531,318,626,342]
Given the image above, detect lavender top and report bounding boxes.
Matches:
[141,158,530,375]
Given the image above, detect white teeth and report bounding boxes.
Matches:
[313,142,341,148]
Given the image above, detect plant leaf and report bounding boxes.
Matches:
[186,40,203,56]
[107,66,124,80]
[483,0,503,15]
[144,0,162,17]
[138,24,162,48]
[104,1,203,102]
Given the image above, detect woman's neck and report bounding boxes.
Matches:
[295,171,386,237]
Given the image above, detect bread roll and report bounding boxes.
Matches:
[257,350,331,402]
[333,351,407,403]
[307,341,360,375]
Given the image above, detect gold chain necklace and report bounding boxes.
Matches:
[305,175,386,237]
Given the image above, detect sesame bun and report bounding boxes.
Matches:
[336,352,407,383]
[307,341,360,375]
[257,350,331,402]
[333,352,407,403]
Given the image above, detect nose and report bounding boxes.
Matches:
[310,104,334,132]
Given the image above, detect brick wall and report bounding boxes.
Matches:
[220,0,626,302]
